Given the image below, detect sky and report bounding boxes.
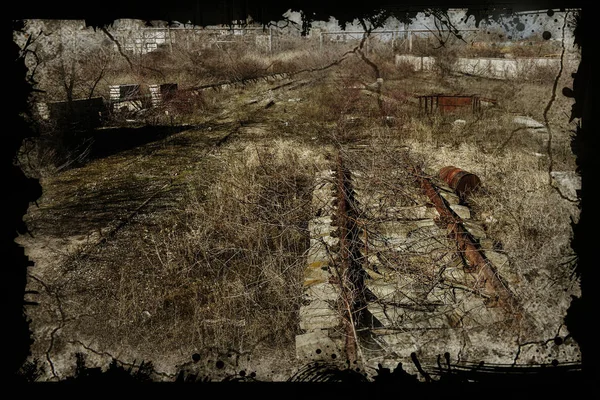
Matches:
[280,8,578,43]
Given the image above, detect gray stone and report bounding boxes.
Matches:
[305,282,340,302]
[513,116,546,129]
[452,119,467,130]
[484,250,509,269]
[308,216,333,237]
[366,281,398,301]
[550,171,580,201]
[295,330,342,361]
[306,240,331,264]
[299,300,340,331]
[462,221,487,239]
[440,191,460,205]
[369,303,419,327]
[450,204,471,219]
[385,206,438,220]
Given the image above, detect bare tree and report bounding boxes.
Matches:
[18,20,116,104]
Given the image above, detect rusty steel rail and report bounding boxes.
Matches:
[414,167,523,319]
[333,152,360,366]
[185,72,291,93]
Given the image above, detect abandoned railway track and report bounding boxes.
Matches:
[19,44,581,380]
[297,147,526,377]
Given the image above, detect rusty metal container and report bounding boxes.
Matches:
[439,166,481,196]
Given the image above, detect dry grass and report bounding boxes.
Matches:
[56,140,330,362]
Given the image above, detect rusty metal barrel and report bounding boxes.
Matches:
[439,166,481,196]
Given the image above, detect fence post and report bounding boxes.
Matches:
[320,31,323,51]
[269,25,272,54]
[409,30,412,53]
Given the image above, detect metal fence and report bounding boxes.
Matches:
[111,25,303,54]
[318,29,480,53]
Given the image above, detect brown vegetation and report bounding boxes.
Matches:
[16,19,581,380]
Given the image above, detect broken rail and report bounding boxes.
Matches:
[332,152,362,366]
[411,165,523,319]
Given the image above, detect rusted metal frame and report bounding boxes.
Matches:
[415,169,522,317]
[420,94,489,115]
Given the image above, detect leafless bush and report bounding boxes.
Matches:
[164,90,211,115]
[509,40,562,58]
[523,63,560,84]
[393,58,417,77]
[17,111,96,178]
[433,46,459,78]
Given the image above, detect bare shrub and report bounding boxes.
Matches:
[433,46,459,78]
[394,59,417,77]
[524,63,560,84]
[163,90,210,115]
[509,40,562,58]
[17,112,96,178]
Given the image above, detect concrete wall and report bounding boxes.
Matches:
[455,57,560,79]
[395,54,571,80]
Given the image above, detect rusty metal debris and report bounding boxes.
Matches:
[418,94,482,115]
[332,152,371,367]
[414,166,522,318]
[439,166,481,198]
[333,153,358,366]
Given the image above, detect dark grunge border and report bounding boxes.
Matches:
[6,0,597,390]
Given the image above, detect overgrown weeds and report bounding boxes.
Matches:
[61,140,329,359]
